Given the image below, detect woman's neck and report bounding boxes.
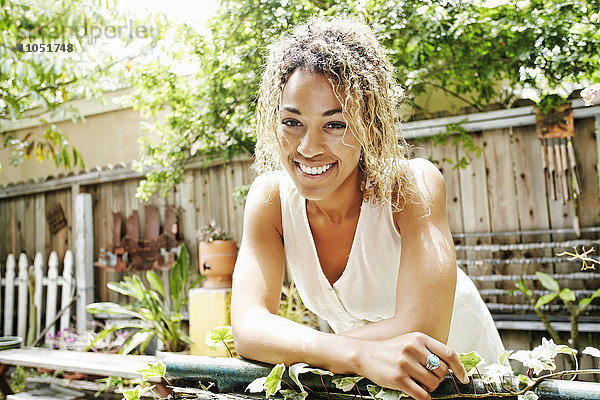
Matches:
[306,169,363,224]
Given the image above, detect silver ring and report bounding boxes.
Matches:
[426,353,441,370]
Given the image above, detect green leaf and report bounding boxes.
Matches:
[536,271,559,292]
[579,297,592,308]
[498,350,513,365]
[123,386,141,400]
[139,362,166,381]
[204,326,233,351]
[518,391,539,400]
[556,345,578,356]
[367,385,381,397]
[373,387,408,400]
[146,270,165,297]
[289,363,333,392]
[332,376,363,392]
[246,377,267,393]
[123,385,154,400]
[86,302,144,319]
[518,374,534,386]
[515,278,532,297]
[120,330,153,355]
[558,288,575,303]
[280,389,308,400]
[458,351,483,376]
[534,293,557,309]
[264,363,285,398]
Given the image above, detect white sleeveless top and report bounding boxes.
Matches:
[278,171,504,365]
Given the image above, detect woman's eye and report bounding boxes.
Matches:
[282,119,301,127]
[326,121,346,129]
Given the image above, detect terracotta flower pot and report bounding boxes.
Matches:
[199,240,238,288]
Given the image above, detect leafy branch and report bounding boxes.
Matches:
[513,247,600,352]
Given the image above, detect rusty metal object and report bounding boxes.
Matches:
[94,206,181,272]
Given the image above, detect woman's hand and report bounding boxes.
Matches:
[359,332,469,400]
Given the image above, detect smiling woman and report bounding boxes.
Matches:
[230,17,504,400]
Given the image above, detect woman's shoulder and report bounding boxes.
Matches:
[392,157,447,220]
[406,157,445,190]
[244,171,285,234]
[247,171,284,205]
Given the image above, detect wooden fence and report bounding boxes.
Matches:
[1,251,81,346]
[0,107,598,307]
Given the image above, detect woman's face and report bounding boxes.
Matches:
[277,69,362,201]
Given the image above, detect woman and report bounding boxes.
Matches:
[231,17,504,400]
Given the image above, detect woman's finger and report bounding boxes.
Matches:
[425,341,468,383]
[410,362,444,393]
[398,377,432,400]
[426,356,449,381]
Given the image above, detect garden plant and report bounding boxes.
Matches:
[86,243,203,353]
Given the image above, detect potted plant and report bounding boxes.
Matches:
[197,219,238,289]
[86,243,204,354]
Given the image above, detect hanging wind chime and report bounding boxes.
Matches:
[536,102,582,205]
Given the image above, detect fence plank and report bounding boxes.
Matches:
[23,197,35,257]
[4,254,16,335]
[34,195,47,259]
[15,198,25,254]
[432,141,465,236]
[61,250,74,332]
[110,181,124,303]
[45,251,59,338]
[74,194,93,333]
[33,252,44,339]
[512,126,553,276]
[573,117,600,227]
[178,172,198,273]
[17,253,29,340]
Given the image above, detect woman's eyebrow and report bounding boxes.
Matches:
[280,106,342,116]
[322,108,342,116]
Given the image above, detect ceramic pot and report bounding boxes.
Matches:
[199,240,238,288]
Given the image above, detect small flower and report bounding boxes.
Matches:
[581,83,600,106]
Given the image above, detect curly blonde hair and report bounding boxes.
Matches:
[254,17,417,208]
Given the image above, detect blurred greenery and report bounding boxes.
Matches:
[0,0,166,174]
[128,0,600,199]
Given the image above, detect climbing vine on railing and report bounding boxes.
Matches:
[245,338,599,400]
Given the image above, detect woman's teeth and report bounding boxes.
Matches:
[298,162,334,175]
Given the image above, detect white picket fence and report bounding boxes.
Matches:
[1,251,81,345]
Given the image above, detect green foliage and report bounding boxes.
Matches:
[129,0,600,199]
[247,338,594,400]
[332,375,364,392]
[0,0,164,174]
[197,219,233,242]
[86,244,203,353]
[205,325,235,357]
[458,351,483,376]
[264,363,286,398]
[278,281,320,329]
[514,256,600,354]
[233,183,251,206]
[428,119,482,169]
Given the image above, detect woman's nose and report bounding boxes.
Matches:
[297,127,325,158]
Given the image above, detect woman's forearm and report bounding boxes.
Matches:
[233,308,364,375]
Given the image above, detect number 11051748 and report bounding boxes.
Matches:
[16,43,74,52]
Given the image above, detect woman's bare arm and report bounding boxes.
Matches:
[339,158,457,343]
[231,174,362,374]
